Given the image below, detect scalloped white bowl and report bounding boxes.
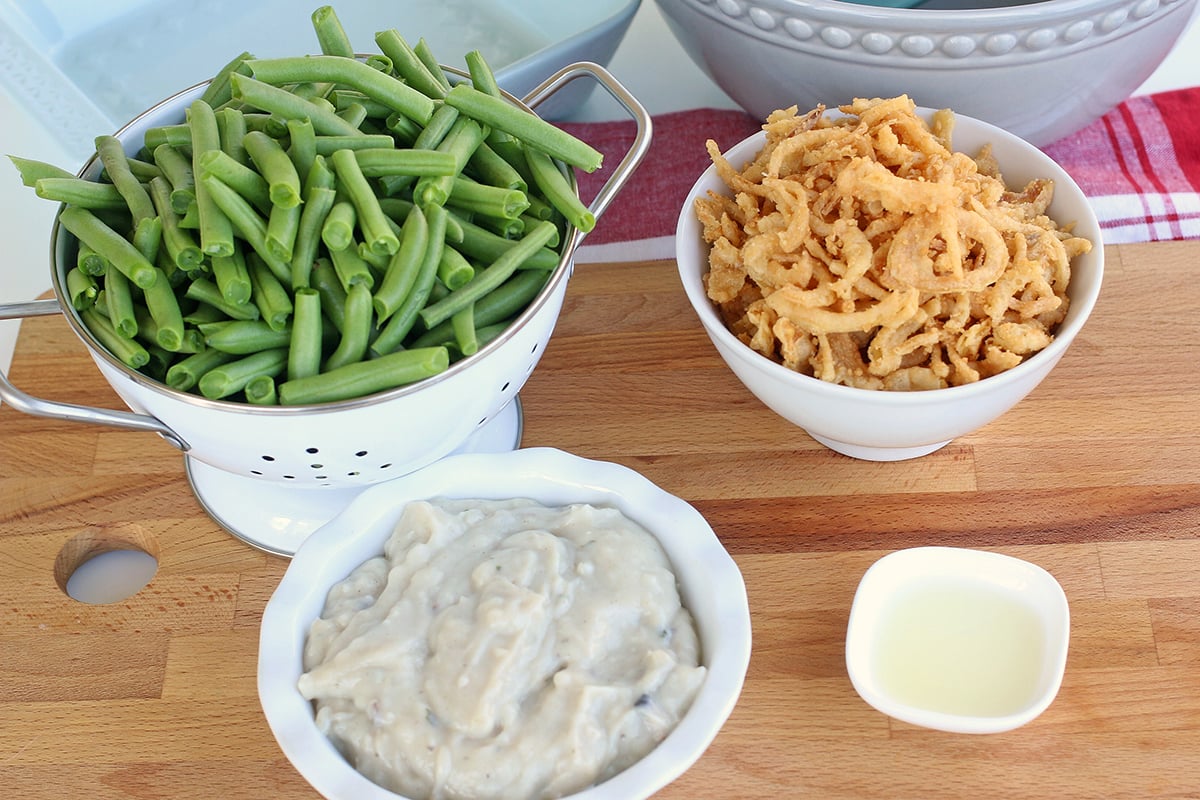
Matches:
[654,0,1199,145]
[674,107,1104,461]
[258,447,752,800]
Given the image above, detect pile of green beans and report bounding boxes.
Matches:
[9,5,603,406]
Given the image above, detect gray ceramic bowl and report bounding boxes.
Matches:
[654,0,1199,145]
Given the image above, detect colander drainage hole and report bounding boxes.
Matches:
[56,524,160,605]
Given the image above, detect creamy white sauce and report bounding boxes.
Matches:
[298,498,706,800]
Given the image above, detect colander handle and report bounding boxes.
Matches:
[520,61,652,236]
[0,297,189,450]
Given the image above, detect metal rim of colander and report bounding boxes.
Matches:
[46,64,581,417]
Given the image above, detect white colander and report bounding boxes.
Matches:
[0,62,650,494]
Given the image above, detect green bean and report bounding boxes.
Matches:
[244,374,277,405]
[451,303,478,356]
[414,38,451,93]
[201,50,254,108]
[522,212,559,248]
[330,147,399,257]
[372,201,427,322]
[412,103,459,151]
[321,200,357,252]
[278,346,449,405]
[142,266,185,350]
[198,347,287,399]
[189,99,237,258]
[230,73,361,136]
[94,135,157,225]
[267,200,302,262]
[286,117,317,185]
[419,219,557,330]
[291,185,337,289]
[325,282,372,371]
[148,176,204,271]
[183,302,228,325]
[82,307,150,369]
[211,246,252,305]
[135,307,198,357]
[467,142,528,192]
[200,173,292,283]
[353,148,457,177]
[337,102,369,130]
[370,203,446,354]
[311,5,355,58]
[414,117,485,207]
[205,319,291,354]
[66,267,99,310]
[58,205,158,289]
[246,56,435,126]
[165,347,236,391]
[7,155,74,186]
[311,258,347,332]
[332,89,393,119]
[197,149,271,213]
[470,211,524,240]
[449,210,560,271]
[444,84,603,173]
[100,263,137,338]
[123,157,162,183]
[143,124,194,152]
[34,178,127,210]
[136,305,203,353]
[357,240,390,273]
[465,50,502,98]
[385,111,422,145]
[248,252,293,332]
[328,240,374,291]
[374,28,446,99]
[76,242,108,276]
[524,193,556,221]
[242,129,302,209]
[447,176,529,220]
[307,152,337,192]
[185,278,261,321]
[437,244,475,291]
[480,135,535,189]
[288,287,323,381]
[131,215,162,267]
[524,145,595,233]
[215,106,250,166]
[152,144,197,214]
[312,134,396,155]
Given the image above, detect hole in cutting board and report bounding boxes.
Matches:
[54,524,161,604]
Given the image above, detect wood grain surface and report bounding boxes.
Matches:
[1,241,1198,799]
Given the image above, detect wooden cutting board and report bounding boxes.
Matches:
[1,241,1198,799]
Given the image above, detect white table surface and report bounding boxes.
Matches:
[2,1,1198,376]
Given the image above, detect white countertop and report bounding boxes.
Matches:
[2,1,1198,376]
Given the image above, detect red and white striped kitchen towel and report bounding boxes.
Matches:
[564,87,1200,264]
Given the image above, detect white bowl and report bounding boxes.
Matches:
[675,107,1104,461]
[845,546,1071,734]
[654,0,1200,145]
[257,447,752,800]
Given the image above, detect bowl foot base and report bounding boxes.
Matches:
[184,397,524,556]
[808,431,951,462]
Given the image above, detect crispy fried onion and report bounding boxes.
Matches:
[695,95,1092,390]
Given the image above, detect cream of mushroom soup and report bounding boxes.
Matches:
[298,498,706,800]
